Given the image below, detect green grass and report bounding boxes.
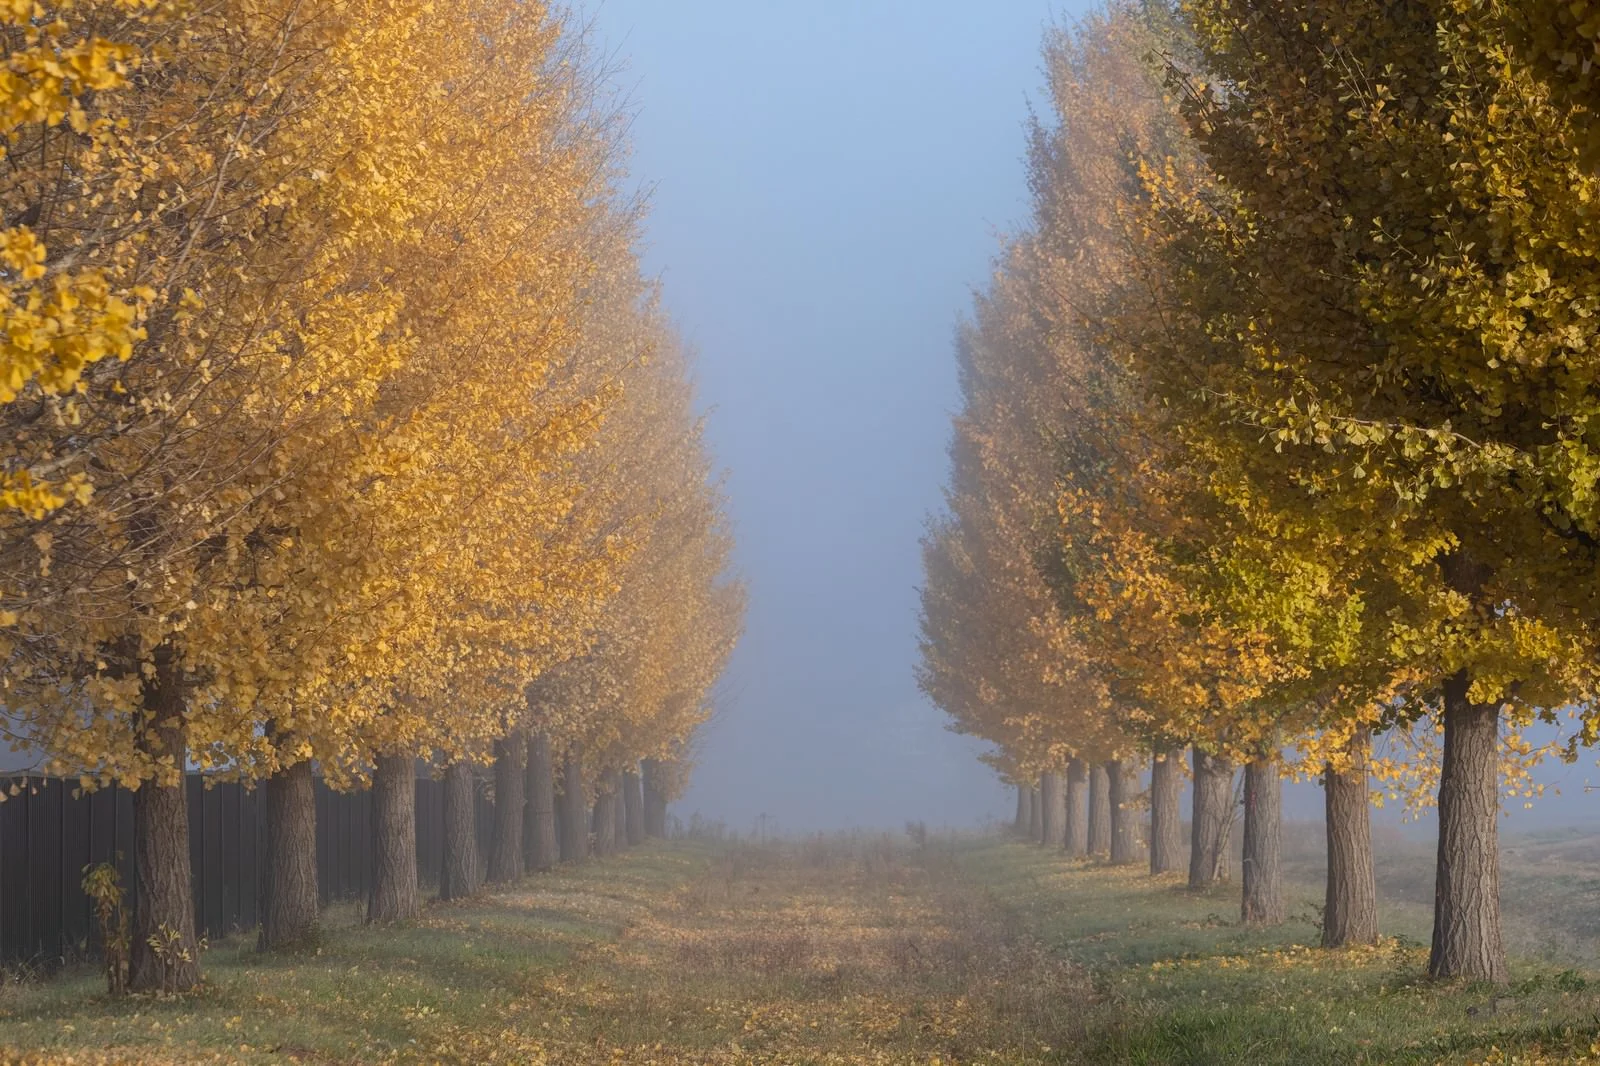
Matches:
[0,843,718,1064]
[959,840,1600,1065]
[3,834,1600,1064]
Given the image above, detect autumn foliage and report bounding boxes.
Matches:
[0,0,740,990]
[922,0,1600,984]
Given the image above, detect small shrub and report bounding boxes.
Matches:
[81,860,128,996]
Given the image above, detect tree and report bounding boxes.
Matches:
[1145,0,1600,980]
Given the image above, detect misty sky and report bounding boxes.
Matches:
[579,0,1084,831]
[582,1,1600,834]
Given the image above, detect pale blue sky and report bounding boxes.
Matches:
[580,1,1083,831]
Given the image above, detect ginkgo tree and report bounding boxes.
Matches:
[923,0,1477,948]
[525,299,743,865]
[1,0,472,989]
[0,0,741,990]
[1128,0,1600,981]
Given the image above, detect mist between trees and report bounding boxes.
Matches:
[0,0,743,993]
[918,0,1600,986]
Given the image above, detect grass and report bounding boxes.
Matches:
[2,832,1600,1063]
[967,842,1600,1064]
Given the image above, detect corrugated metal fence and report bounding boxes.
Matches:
[0,773,492,968]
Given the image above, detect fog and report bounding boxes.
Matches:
[581,0,1079,831]
[584,0,1600,837]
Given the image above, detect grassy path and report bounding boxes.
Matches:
[3,836,1600,1064]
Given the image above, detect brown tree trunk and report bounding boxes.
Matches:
[1150,749,1183,875]
[486,730,525,883]
[612,768,627,844]
[1188,749,1234,890]
[641,757,669,837]
[1241,755,1284,925]
[1088,764,1112,857]
[526,732,558,871]
[259,759,319,950]
[1429,671,1508,982]
[559,745,588,862]
[1039,770,1065,848]
[439,759,480,901]
[1108,759,1144,865]
[1323,728,1378,948]
[128,655,201,993]
[623,767,645,846]
[1014,784,1028,833]
[367,754,419,924]
[1064,759,1088,857]
[592,775,618,857]
[521,746,538,872]
[1028,784,1042,842]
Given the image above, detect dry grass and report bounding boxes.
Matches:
[0,835,1092,1064]
[6,831,1600,1064]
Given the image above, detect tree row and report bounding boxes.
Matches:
[920,0,1600,983]
[0,0,742,992]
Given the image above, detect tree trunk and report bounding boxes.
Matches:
[1088,764,1112,857]
[1241,755,1284,925]
[439,759,480,901]
[259,759,319,950]
[1323,728,1378,949]
[1429,671,1508,982]
[641,757,669,837]
[612,768,627,844]
[1039,770,1065,848]
[1188,749,1234,890]
[1014,784,1028,834]
[521,745,537,872]
[592,775,618,857]
[368,754,419,924]
[1150,749,1183,875]
[486,731,525,883]
[128,656,201,993]
[1108,758,1144,865]
[559,745,587,862]
[553,782,567,857]
[526,733,558,871]
[1064,759,1088,857]
[623,767,645,846]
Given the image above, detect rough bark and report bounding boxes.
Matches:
[259,759,319,950]
[559,745,587,862]
[592,776,618,857]
[1323,728,1378,948]
[1088,764,1112,857]
[641,757,669,837]
[1149,750,1183,876]
[612,768,627,844]
[439,759,480,901]
[1108,759,1145,866]
[1429,670,1508,982]
[1188,749,1234,890]
[1241,755,1285,925]
[623,767,645,846]
[1014,784,1028,834]
[553,782,567,857]
[128,654,201,993]
[526,732,558,871]
[1064,760,1089,857]
[486,730,526,883]
[521,744,538,872]
[1038,770,1066,848]
[367,754,419,924]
